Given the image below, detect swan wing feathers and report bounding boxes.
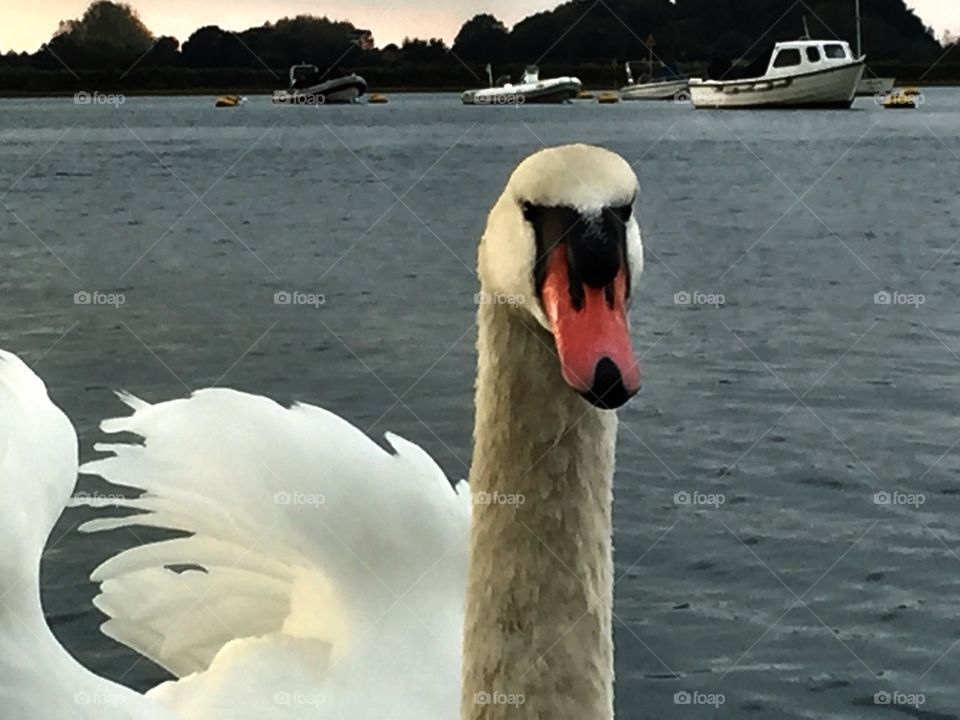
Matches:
[79,387,469,717]
[0,350,181,720]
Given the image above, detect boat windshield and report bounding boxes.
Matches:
[772,49,802,68]
[824,44,847,59]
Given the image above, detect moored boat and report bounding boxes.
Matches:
[689,39,864,109]
[272,64,367,105]
[853,0,895,96]
[620,58,689,101]
[461,65,581,105]
[857,76,895,96]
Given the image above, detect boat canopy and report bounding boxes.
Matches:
[765,40,857,79]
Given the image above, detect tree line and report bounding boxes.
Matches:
[0,0,955,94]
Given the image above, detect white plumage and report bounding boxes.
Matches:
[78,389,470,719]
[0,350,178,720]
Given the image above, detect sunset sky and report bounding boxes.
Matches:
[2,0,957,53]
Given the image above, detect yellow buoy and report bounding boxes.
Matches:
[577,90,596,100]
[215,95,244,108]
[368,93,389,104]
[597,92,620,104]
[882,90,919,109]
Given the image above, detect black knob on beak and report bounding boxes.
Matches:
[583,357,638,410]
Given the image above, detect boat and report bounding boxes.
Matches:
[857,76,895,96]
[215,95,246,108]
[882,87,922,109]
[461,65,582,105]
[689,38,864,109]
[854,0,895,96]
[620,45,689,101]
[272,64,367,105]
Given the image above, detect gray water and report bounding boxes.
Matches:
[3,91,960,718]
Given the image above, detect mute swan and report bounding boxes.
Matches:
[15,143,643,720]
[0,351,178,719]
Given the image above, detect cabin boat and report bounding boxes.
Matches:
[461,65,582,105]
[620,61,689,101]
[272,64,367,105]
[689,39,865,109]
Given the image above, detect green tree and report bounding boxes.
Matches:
[49,1,154,68]
[452,14,510,62]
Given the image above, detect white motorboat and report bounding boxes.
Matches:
[461,65,582,105]
[620,61,689,101]
[689,39,865,109]
[853,0,895,96]
[272,64,367,105]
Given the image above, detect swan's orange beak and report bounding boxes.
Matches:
[542,243,640,409]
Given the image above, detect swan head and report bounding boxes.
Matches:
[479,144,642,410]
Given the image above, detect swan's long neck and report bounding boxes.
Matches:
[461,301,617,720]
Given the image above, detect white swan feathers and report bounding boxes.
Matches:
[0,351,177,719]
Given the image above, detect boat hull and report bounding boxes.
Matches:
[856,76,896,96]
[690,61,864,109]
[462,78,582,105]
[273,74,367,105]
[620,79,689,101]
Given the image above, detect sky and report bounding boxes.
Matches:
[2,0,957,54]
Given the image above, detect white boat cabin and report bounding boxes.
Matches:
[765,40,858,79]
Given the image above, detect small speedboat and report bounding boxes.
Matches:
[689,38,864,109]
[272,64,367,105]
[461,65,581,105]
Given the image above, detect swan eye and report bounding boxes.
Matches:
[608,204,633,225]
[522,201,537,224]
